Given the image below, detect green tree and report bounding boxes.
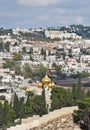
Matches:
[73,98,90,130]
[55,65,62,76]
[76,76,84,100]
[3,101,10,125]
[4,42,10,52]
[30,47,33,54]
[14,65,21,75]
[13,52,22,61]
[51,87,73,111]
[72,83,77,102]
[5,109,16,126]
[3,59,15,69]
[32,95,47,116]
[19,97,26,119]
[41,48,46,60]
[25,93,33,117]
[72,77,84,102]
[86,89,90,97]
[36,63,46,80]
[13,93,20,119]
[3,100,15,127]
[48,50,51,56]
[0,42,3,51]
[0,102,3,128]
[22,47,26,53]
[23,63,33,78]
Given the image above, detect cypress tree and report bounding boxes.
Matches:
[13,93,20,118]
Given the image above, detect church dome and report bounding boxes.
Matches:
[51,82,55,88]
[42,74,51,85]
[37,82,43,88]
[48,82,55,88]
[48,82,53,88]
[26,87,30,92]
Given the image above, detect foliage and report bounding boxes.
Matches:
[86,89,90,97]
[32,95,47,116]
[0,42,3,51]
[73,98,90,130]
[72,77,84,102]
[80,71,90,78]
[13,52,22,61]
[3,100,16,127]
[23,63,33,78]
[52,64,66,79]
[14,65,21,75]
[3,59,15,69]
[4,42,10,52]
[51,87,73,111]
[13,93,20,118]
[55,65,62,76]
[25,93,33,117]
[0,75,88,129]
[0,103,3,128]
[33,63,46,80]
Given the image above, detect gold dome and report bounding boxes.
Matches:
[37,82,43,88]
[26,87,30,92]
[42,74,51,85]
[48,82,55,88]
[51,82,55,88]
[48,83,53,88]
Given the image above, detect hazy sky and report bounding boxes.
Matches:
[0,0,90,29]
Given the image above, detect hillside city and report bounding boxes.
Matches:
[0,25,90,129]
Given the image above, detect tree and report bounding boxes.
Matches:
[0,42,3,51]
[25,93,33,117]
[71,77,84,102]
[86,89,90,97]
[4,42,10,52]
[72,83,77,101]
[3,100,16,127]
[3,100,10,125]
[61,89,73,107]
[23,63,33,78]
[19,97,26,119]
[14,65,21,75]
[22,47,26,53]
[0,102,3,128]
[41,48,46,60]
[5,108,16,126]
[13,52,22,61]
[51,87,73,111]
[34,63,46,80]
[30,47,33,54]
[3,59,15,69]
[73,98,90,130]
[13,93,20,118]
[32,95,47,116]
[41,48,44,55]
[76,76,84,100]
[55,65,62,76]
[48,50,51,56]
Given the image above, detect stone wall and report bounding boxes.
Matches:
[7,106,81,130]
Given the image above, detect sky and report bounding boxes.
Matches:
[0,0,90,29]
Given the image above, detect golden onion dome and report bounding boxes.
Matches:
[51,82,55,88]
[37,82,43,88]
[26,87,30,92]
[48,82,55,88]
[42,74,51,85]
[48,82,53,88]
